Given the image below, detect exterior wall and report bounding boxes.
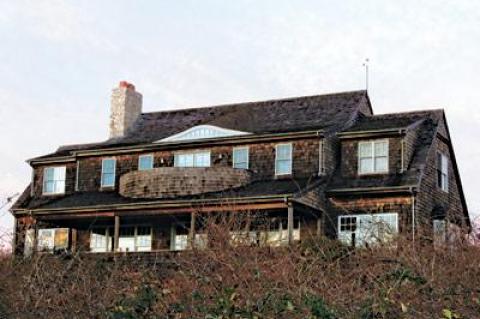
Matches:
[120,167,252,198]
[31,137,324,196]
[415,134,466,230]
[339,136,403,178]
[325,195,412,238]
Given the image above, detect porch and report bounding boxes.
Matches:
[25,202,322,255]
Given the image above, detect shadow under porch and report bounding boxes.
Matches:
[26,202,323,255]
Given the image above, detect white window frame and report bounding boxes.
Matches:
[101,158,116,188]
[358,139,389,175]
[42,166,66,195]
[275,143,293,176]
[437,152,449,192]
[174,150,211,168]
[337,213,398,247]
[138,154,154,171]
[233,146,249,169]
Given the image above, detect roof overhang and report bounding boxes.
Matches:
[326,185,417,196]
[337,128,407,140]
[11,194,294,216]
[27,130,325,165]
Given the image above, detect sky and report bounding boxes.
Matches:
[0,0,479,244]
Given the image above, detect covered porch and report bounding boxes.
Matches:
[26,200,323,255]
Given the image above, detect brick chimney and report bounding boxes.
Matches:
[109,81,142,138]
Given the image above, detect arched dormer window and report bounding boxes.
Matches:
[158,125,251,142]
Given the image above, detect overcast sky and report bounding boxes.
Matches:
[1,1,479,242]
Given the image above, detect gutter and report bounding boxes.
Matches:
[337,128,407,139]
[326,185,417,196]
[27,130,325,165]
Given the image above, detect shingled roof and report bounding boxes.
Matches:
[14,177,326,211]
[39,90,371,158]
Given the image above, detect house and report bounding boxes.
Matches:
[11,81,470,254]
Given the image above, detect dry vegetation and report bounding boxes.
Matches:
[1,216,480,319]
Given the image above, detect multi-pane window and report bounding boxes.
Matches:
[90,228,112,253]
[275,143,293,175]
[358,140,389,174]
[174,151,211,167]
[233,147,249,169]
[37,228,69,252]
[437,153,449,192]
[338,213,398,247]
[138,154,154,170]
[101,158,116,187]
[136,226,152,252]
[43,166,66,195]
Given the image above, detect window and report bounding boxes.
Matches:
[43,166,66,195]
[233,147,249,169]
[275,143,292,175]
[136,226,152,252]
[159,125,250,142]
[338,213,398,247]
[138,154,154,170]
[174,151,211,167]
[358,140,389,174]
[101,158,116,187]
[433,219,447,245]
[437,153,448,192]
[90,228,112,253]
[90,226,151,253]
[37,228,69,252]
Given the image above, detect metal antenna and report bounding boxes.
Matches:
[362,58,369,91]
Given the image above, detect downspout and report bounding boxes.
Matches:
[410,187,416,243]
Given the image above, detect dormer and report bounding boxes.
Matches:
[157,125,251,143]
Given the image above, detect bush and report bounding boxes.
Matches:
[1,224,480,318]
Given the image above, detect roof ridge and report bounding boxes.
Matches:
[142,90,367,116]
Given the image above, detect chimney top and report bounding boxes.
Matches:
[119,81,135,91]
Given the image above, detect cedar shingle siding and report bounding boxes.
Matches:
[11,88,469,254]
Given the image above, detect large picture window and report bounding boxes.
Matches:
[174,151,211,167]
[358,140,389,174]
[43,166,66,195]
[338,213,398,247]
[437,153,449,192]
[101,158,116,187]
[275,143,293,175]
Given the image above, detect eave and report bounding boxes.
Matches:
[11,194,294,216]
[326,185,417,196]
[27,130,324,165]
[337,128,407,140]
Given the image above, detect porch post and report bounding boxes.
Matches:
[114,215,120,252]
[71,229,78,253]
[189,211,196,249]
[33,222,38,254]
[288,203,294,245]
